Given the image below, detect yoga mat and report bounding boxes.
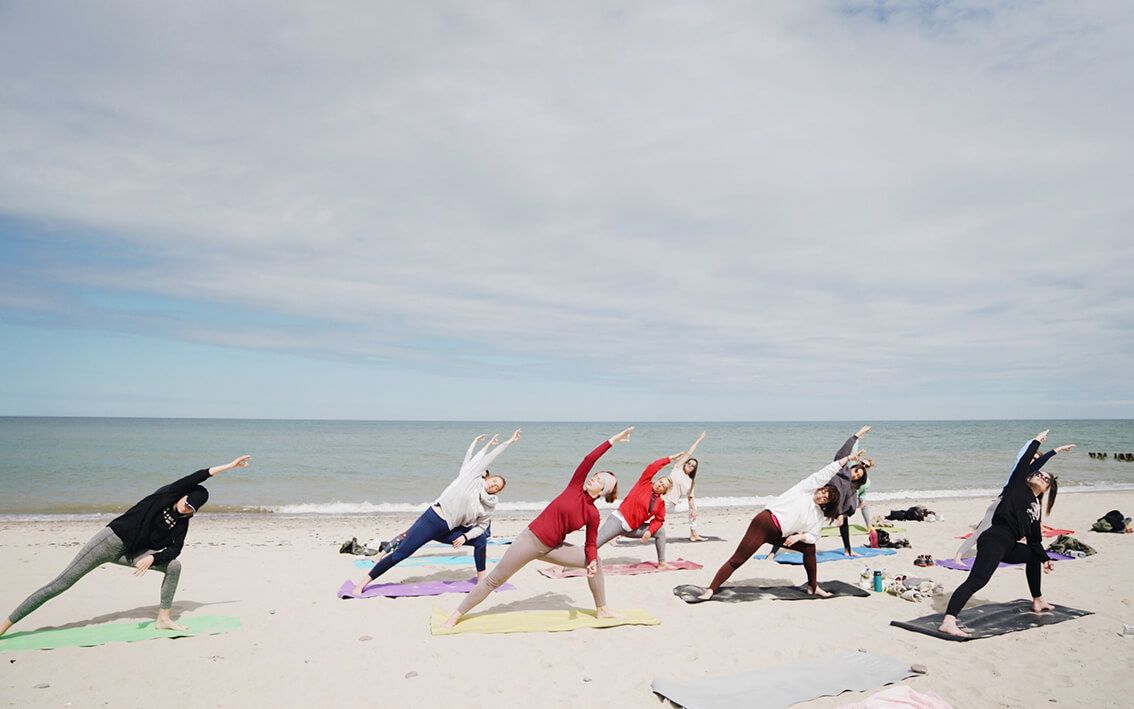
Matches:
[821,524,905,537]
[353,555,498,569]
[537,558,702,579]
[935,552,1074,572]
[427,537,511,547]
[673,580,871,603]
[891,599,1093,641]
[619,535,725,545]
[755,547,896,564]
[651,651,916,709]
[0,615,241,652]
[956,525,1072,540]
[430,607,660,635]
[337,577,514,599]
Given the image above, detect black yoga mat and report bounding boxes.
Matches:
[674,579,870,603]
[890,599,1093,641]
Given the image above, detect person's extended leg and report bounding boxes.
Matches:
[839,516,853,555]
[621,523,668,566]
[940,531,1010,637]
[704,510,781,596]
[451,529,547,619]
[784,540,826,595]
[859,502,873,530]
[4,527,125,633]
[594,515,627,550]
[438,524,489,579]
[954,497,1000,561]
[539,543,608,613]
[1002,543,1052,611]
[113,550,185,630]
[359,508,448,589]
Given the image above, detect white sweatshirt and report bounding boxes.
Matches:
[764,461,841,545]
[434,438,513,540]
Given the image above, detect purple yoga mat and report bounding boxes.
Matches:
[935,552,1074,571]
[337,577,514,599]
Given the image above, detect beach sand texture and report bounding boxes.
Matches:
[2,491,1132,708]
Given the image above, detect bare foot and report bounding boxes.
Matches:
[696,588,714,601]
[938,615,971,639]
[0,618,12,637]
[352,581,370,596]
[952,555,964,565]
[809,586,833,598]
[155,617,188,632]
[656,562,674,570]
[441,612,462,629]
[845,550,858,557]
[690,533,703,542]
[1032,598,1055,612]
[595,606,620,619]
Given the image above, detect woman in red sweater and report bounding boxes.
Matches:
[593,453,682,568]
[442,427,634,628]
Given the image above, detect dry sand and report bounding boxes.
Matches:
[2,491,1133,708]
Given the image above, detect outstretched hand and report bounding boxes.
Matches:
[1054,444,1076,454]
[609,427,634,444]
[488,434,500,446]
[1036,429,1050,444]
[230,455,251,469]
[507,428,522,444]
[856,425,872,438]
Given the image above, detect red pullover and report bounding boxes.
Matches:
[617,457,670,536]
[528,440,611,564]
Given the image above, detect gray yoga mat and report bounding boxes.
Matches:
[891,599,1093,641]
[673,580,870,603]
[651,651,916,709]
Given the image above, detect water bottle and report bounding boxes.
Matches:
[873,570,883,592]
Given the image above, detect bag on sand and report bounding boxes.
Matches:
[1091,510,1129,534]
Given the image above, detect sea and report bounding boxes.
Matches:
[1,418,1131,519]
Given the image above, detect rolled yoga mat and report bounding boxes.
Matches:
[430,607,660,635]
[755,547,897,564]
[0,615,241,652]
[538,558,702,579]
[890,599,1093,641]
[651,650,917,709]
[673,579,870,603]
[935,552,1074,572]
[337,577,514,598]
[353,555,498,569]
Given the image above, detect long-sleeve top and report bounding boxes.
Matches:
[662,453,695,510]
[107,469,209,564]
[528,440,611,564]
[992,438,1055,562]
[829,434,862,517]
[434,438,514,540]
[615,457,670,536]
[764,461,842,545]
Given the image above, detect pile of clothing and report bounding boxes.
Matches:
[1047,534,1097,557]
[875,529,910,549]
[885,505,939,522]
[1091,509,1132,534]
[887,575,945,603]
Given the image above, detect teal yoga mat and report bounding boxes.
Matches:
[755,547,897,564]
[0,615,241,651]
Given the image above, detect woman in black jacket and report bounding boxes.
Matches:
[0,455,250,636]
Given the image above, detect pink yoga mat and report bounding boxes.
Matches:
[337,577,514,598]
[956,525,1073,540]
[537,558,702,579]
[935,552,1074,571]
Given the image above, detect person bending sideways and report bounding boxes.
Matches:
[442,427,634,628]
[1,455,252,637]
[939,429,1068,638]
[695,450,866,601]
[351,430,521,594]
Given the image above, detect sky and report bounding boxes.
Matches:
[0,1,1132,421]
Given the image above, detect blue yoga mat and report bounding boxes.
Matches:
[755,546,896,565]
[353,555,498,569]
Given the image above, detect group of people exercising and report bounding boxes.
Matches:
[1,426,1072,640]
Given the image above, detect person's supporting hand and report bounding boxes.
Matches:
[452,535,467,549]
[834,515,845,527]
[586,560,598,578]
[1036,429,1050,444]
[1054,444,1076,454]
[856,425,872,438]
[209,455,251,476]
[1043,560,1055,574]
[641,532,652,545]
[783,533,804,547]
[133,554,155,576]
[609,427,634,445]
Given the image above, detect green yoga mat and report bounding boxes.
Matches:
[820,524,905,537]
[0,615,241,651]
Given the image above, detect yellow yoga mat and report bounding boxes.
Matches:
[430,607,659,635]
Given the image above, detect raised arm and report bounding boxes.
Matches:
[637,454,677,486]
[209,455,251,477]
[1005,432,1045,489]
[834,426,869,461]
[154,456,250,496]
[787,451,864,496]
[569,427,633,488]
[1030,444,1074,474]
[469,429,521,477]
[463,434,488,466]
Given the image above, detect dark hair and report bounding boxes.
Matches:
[819,484,841,518]
[851,465,869,489]
[1043,476,1058,515]
[604,479,619,504]
[685,458,699,480]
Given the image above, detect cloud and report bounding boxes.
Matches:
[0,1,1131,416]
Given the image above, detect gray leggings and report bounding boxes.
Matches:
[7,527,182,624]
[595,515,666,563]
[456,529,606,614]
[955,496,1001,559]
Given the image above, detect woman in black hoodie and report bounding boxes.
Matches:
[0,455,250,636]
[939,430,1065,638]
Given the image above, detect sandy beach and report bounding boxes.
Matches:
[2,490,1132,708]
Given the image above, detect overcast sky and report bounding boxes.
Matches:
[1,1,1131,420]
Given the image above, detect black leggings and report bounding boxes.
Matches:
[708,510,819,592]
[945,526,1042,617]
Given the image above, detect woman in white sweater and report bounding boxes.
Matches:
[694,449,865,601]
[351,429,520,595]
